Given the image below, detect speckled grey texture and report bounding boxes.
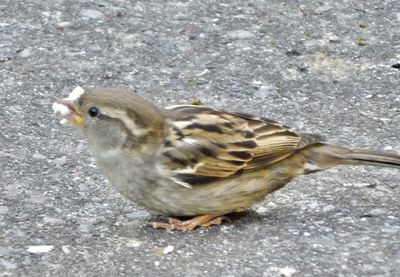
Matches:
[1,0,399,276]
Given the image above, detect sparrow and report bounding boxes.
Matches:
[52,87,400,230]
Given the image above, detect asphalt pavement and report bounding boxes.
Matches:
[1,0,399,276]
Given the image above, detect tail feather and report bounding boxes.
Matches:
[340,150,400,168]
[301,143,400,171]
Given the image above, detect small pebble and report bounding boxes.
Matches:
[19,48,32,58]
[254,206,268,214]
[126,210,149,219]
[78,183,89,192]
[126,239,142,248]
[379,118,391,124]
[62,245,71,254]
[307,201,319,209]
[163,245,174,255]
[0,259,17,270]
[343,182,371,188]
[53,157,67,165]
[227,30,254,39]
[272,266,297,277]
[56,22,71,30]
[27,245,54,254]
[383,145,393,151]
[0,206,9,214]
[81,9,104,19]
[78,223,92,233]
[367,208,387,217]
[254,84,275,98]
[33,153,46,160]
[43,217,64,225]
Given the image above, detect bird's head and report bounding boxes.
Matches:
[53,87,166,154]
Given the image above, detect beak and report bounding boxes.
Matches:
[52,86,85,127]
[52,99,84,127]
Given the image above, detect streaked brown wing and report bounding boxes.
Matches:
[160,105,320,185]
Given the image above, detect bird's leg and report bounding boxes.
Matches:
[152,214,229,231]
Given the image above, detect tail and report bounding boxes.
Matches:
[300,143,400,173]
[340,149,400,168]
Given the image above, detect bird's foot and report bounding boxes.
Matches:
[152,214,229,231]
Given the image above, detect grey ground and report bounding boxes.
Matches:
[1,0,400,276]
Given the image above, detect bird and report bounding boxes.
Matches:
[52,86,400,230]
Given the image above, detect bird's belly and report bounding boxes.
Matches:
[135,170,291,216]
[95,153,293,216]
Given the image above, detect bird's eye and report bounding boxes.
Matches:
[88,107,99,117]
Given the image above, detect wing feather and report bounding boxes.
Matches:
[160,105,321,185]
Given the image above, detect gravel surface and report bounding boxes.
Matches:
[1,0,399,276]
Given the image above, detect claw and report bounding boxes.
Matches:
[152,214,228,231]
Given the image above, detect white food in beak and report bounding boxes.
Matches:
[68,86,84,101]
[52,86,85,125]
[52,102,71,116]
[52,102,72,125]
